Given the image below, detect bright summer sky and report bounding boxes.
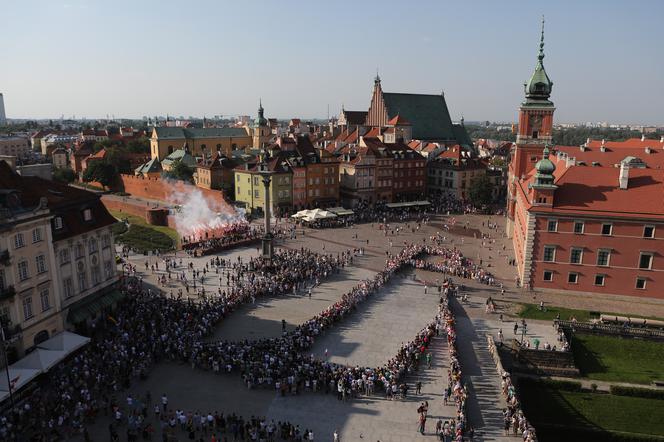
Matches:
[1,0,663,124]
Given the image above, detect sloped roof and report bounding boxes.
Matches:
[135,157,162,174]
[161,149,197,167]
[153,127,249,140]
[0,162,116,240]
[382,92,455,141]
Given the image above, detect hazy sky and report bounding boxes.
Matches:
[1,0,663,124]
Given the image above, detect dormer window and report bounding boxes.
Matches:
[54,217,63,230]
[83,209,93,221]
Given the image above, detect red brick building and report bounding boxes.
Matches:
[507,22,664,299]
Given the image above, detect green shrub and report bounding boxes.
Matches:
[610,385,664,400]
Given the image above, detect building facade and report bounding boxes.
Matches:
[0,162,119,361]
[0,136,30,158]
[508,21,664,299]
[234,152,293,216]
[150,127,252,160]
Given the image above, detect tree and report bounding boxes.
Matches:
[162,159,194,183]
[53,167,76,184]
[82,160,117,187]
[126,136,150,153]
[468,174,495,206]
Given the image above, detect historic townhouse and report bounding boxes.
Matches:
[0,162,118,360]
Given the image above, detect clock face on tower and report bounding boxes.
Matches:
[529,114,542,130]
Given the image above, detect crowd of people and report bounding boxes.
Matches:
[0,227,501,441]
[411,244,496,286]
[500,373,536,441]
[0,247,355,441]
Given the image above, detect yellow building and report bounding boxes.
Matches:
[234,152,293,216]
[150,127,252,160]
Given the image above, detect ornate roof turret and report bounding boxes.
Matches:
[533,145,556,187]
[253,99,268,128]
[524,16,553,101]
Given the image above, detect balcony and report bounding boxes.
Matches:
[0,285,16,301]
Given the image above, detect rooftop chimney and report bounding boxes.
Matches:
[619,162,629,189]
[586,138,591,144]
[645,147,652,154]
[660,136,664,143]
[641,134,646,142]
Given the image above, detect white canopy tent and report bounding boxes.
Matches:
[0,367,41,403]
[13,348,64,372]
[37,331,90,353]
[0,331,91,405]
[301,209,337,222]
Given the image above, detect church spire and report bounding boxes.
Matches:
[524,15,553,100]
[539,15,545,63]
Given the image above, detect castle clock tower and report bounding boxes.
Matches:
[507,18,555,236]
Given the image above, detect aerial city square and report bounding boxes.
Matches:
[0,1,663,441]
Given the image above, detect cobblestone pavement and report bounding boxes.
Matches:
[93,212,664,441]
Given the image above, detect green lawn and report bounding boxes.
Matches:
[517,303,663,323]
[520,380,664,441]
[572,334,664,385]
[109,209,180,245]
[518,303,594,322]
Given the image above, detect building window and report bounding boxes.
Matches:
[643,225,655,239]
[22,296,34,321]
[14,233,25,249]
[91,266,101,285]
[543,270,553,282]
[573,221,584,234]
[63,277,74,298]
[32,228,43,243]
[0,269,5,291]
[639,253,653,270]
[601,223,613,235]
[594,274,605,286]
[570,248,583,264]
[60,248,70,265]
[636,277,647,290]
[104,260,113,279]
[78,271,87,292]
[596,249,611,267]
[543,246,556,262]
[83,208,93,221]
[88,238,98,254]
[75,243,84,259]
[568,273,579,284]
[18,260,29,281]
[40,288,51,312]
[54,217,63,230]
[35,255,47,274]
[547,219,557,232]
[101,234,111,248]
[254,190,259,198]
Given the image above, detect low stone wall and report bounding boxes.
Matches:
[511,339,580,377]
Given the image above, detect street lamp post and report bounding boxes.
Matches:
[1,327,15,409]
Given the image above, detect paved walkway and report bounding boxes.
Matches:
[208,265,375,341]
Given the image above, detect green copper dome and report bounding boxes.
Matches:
[524,18,553,100]
[253,100,268,128]
[535,146,555,175]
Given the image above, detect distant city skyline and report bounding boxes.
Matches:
[1,0,663,124]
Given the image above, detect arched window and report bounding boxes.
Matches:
[34,330,49,346]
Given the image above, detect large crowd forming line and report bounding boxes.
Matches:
[0,222,510,441]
